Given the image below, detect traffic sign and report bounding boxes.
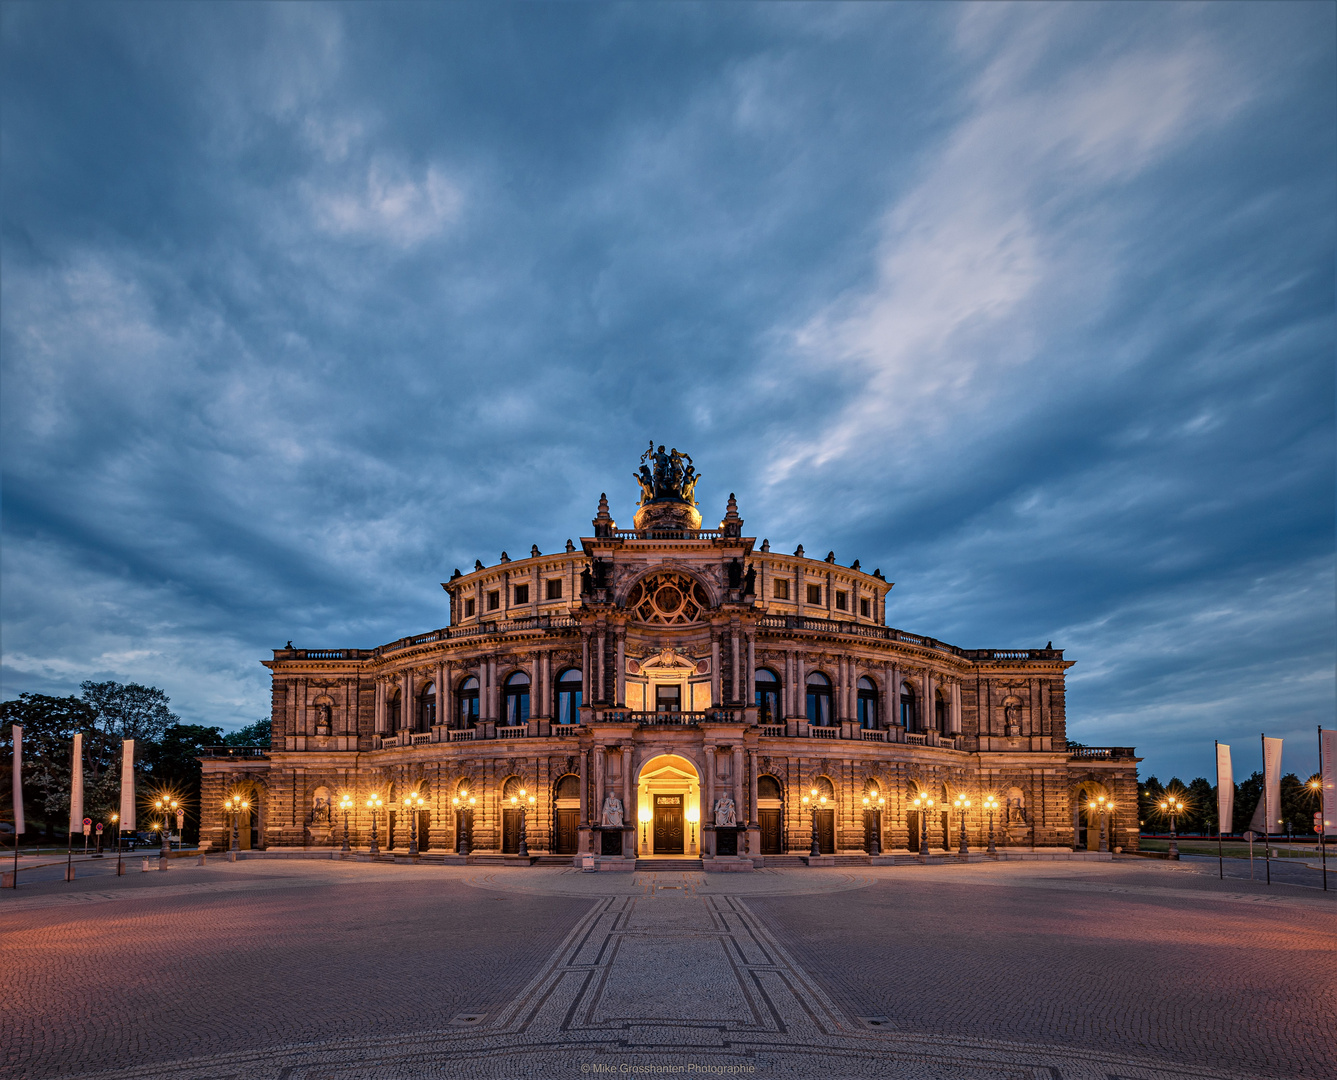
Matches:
[95,822,104,833]
[1316,812,1325,833]
[82,817,92,835]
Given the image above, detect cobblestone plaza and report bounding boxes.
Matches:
[3,857,1333,1080]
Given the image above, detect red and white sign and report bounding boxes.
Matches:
[95,822,104,833]
[82,817,92,836]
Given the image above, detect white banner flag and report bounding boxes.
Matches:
[1215,742,1233,835]
[1321,728,1335,837]
[1262,735,1283,836]
[11,725,23,836]
[118,739,136,831]
[67,733,84,838]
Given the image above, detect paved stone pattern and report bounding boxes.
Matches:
[749,860,1337,1080]
[0,862,593,1079]
[1,859,1333,1080]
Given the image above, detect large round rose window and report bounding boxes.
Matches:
[625,572,711,625]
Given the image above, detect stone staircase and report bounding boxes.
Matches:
[635,858,704,871]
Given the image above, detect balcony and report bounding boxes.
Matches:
[1068,745,1136,760]
[586,708,741,726]
[199,746,269,759]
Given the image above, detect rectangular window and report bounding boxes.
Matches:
[773,579,789,600]
[546,578,563,600]
[807,584,822,606]
[514,584,529,605]
[464,598,476,618]
[487,590,500,611]
[835,590,848,611]
[860,598,871,618]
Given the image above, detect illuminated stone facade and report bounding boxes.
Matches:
[201,450,1140,863]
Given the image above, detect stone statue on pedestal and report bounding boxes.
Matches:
[713,791,737,828]
[601,793,624,828]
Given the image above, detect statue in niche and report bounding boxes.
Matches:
[713,791,737,828]
[601,792,624,828]
[316,703,332,735]
[311,791,331,824]
[1003,698,1022,737]
[743,564,756,596]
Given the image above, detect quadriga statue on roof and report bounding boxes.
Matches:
[635,441,702,505]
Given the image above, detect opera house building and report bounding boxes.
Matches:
[201,446,1139,866]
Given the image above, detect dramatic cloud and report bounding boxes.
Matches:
[1,2,1332,783]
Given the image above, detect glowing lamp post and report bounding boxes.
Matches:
[339,794,353,854]
[686,804,700,854]
[452,791,475,856]
[154,797,179,856]
[638,803,652,853]
[509,788,535,858]
[953,795,971,855]
[403,791,425,857]
[862,795,885,856]
[983,795,999,855]
[911,793,935,857]
[366,792,383,856]
[801,788,827,857]
[225,795,249,853]
[1093,794,1111,852]
[1159,795,1184,860]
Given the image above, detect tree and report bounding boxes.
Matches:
[0,694,97,837]
[1280,772,1319,836]
[1234,771,1263,834]
[141,724,223,844]
[223,718,270,747]
[80,681,179,744]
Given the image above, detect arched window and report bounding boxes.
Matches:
[805,672,832,726]
[856,676,878,728]
[935,689,947,733]
[757,775,782,801]
[458,677,480,728]
[755,668,781,724]
[388,689,401,731]
[899,682,916,729]
[556,668,582,725]
[554,774,580,802]
[504,672,530,726]
[419,683,436,731]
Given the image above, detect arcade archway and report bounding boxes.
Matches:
[636,754,701,857]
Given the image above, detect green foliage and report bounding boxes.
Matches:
[222,718,270,747]
[141,724,223,843]
[1234,771,1263,834]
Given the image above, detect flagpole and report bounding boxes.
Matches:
[1321,725,1328,893]
[1215,740,1224,880]
[1262,732,1270,886]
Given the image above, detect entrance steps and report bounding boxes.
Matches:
[635,858,704,871]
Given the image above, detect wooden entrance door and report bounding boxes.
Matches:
[502,809,521,853]
[863,811,879,853]
[815,809,835,854]
[387,810,397,851]
[555,808,579,854]
[417,810,430,851]
[759,809,782,854]
[653,794,684,854]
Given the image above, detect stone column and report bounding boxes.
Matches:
[375,679,386,733]
[733,745,744,821]
[746,634,756,708]
[731,630,740,703]
[950,681,962,734]
[703,744,716,856]
[885,662,898,728]
[622,742,633,858]
[530,653,540,721]
[579,750,589,827]
[488,656,499,721]
[402,671,413,731]
[434,664,445,728]
[582,634,591,712]
[594,745,605,830]
[748,750,759,827]
[596,631,605,704]
[923,670,934,732]
[297,678,308,736]
[615,631,626,706]
[444,662,455,727]
[795,652,806,721]
[711,634,721,706]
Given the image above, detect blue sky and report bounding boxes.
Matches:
[2,2,1332,783]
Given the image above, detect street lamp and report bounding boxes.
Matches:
[953,795,971,855]
[1159,795,1184,860]
[366,792,383,856]
[910,793,936,857]
[154,797,179,857]
[339,794,353,854]
[225,794,249,853]
[801,788,827,857]
[452,790,475,856]
[686,804,699,853]
[111,813,121,874]
[638,802,652,852]
[508,788,534,858]
[983,795,998,855]
[862,794,885,856]
[403,791,426,857]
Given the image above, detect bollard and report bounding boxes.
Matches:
[197,854,207,866]
[65,865,77,881]
[1,872,14,888]
[141,859,153,872]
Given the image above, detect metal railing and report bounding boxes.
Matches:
[1068,745,1136,760]
[199,746,269,759]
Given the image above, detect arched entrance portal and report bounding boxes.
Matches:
[636,754,701,858]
